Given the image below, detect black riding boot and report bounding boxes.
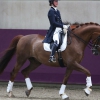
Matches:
[49,41,58,63]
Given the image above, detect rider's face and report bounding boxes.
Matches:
[53,0,58,7]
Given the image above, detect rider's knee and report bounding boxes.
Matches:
[54,40,59,47]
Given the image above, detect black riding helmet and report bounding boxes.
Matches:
[49,0,59,6]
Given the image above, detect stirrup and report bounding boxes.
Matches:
[49,56,56,63]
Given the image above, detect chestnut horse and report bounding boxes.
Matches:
[0,22,100,100]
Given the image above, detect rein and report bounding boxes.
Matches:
[71,32,92,49]
[92,36,100,48]
[69,30,100,50]
[91,36,100,55]
[67,27,93,48]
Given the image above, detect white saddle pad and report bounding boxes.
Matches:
[43,33,67,52]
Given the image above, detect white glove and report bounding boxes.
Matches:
[63,25,70,29]
[63,28,67,34]
[63,25,70,34]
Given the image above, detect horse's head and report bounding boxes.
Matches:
[91,32,100,55]
[65,22,100,55]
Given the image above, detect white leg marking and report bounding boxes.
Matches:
[84,76,92,95]
[59,84,69,99]
[84,87,92,95]
[7,81,14,93]
[86,77,92,87]
[59,84,66,95]
[25,78,33,90]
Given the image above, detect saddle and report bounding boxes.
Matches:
[43,26,71,68]
[50,31,64,50]
[57,27,71,68]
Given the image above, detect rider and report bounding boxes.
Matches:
[43,0,69,63]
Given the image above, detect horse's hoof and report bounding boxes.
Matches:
[61,93,69,100]
[84,87,92,96]
[84,91,89,96]
[64,97,69,100]
[25,90,30,97]
[7,92,15,98]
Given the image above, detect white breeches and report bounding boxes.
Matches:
[53,27,62,45]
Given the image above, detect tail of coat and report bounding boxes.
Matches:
[0,35,23,74]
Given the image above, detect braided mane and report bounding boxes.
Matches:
[64,22,100,31]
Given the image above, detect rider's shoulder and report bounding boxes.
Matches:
[48,8,55,15]
[49,7,55,12]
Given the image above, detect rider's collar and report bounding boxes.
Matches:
[51,6,57,11]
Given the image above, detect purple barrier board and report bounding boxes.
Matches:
[0,29,100,85]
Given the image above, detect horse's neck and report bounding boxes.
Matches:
[71,25,97,48]
[73,24,100,39]
[66,23,100,55]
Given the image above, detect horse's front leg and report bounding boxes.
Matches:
[59,68,73,100]
[73,61,92,96]
[84,77,92,96]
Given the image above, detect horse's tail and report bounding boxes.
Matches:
[0,35,23,74]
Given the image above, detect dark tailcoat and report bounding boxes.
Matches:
[43,7,63,43]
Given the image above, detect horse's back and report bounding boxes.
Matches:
[22,34,44,40]
[18,34,44,45]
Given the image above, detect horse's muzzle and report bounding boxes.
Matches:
[91,48,100,55]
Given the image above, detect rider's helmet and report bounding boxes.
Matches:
[49,0,58,6]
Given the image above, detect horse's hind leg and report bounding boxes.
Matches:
[7,58,27,97]
[21,57,41,97]
[73,61,92,96]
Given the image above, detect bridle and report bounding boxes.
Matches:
[91,36,100,55]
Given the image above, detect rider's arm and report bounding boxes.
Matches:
[48,10,63,28]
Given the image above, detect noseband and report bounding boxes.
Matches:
[91,36,100,55]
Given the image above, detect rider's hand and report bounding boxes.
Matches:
[63,25,70,34]
[63,28,67,34]
[63,25,69,29]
